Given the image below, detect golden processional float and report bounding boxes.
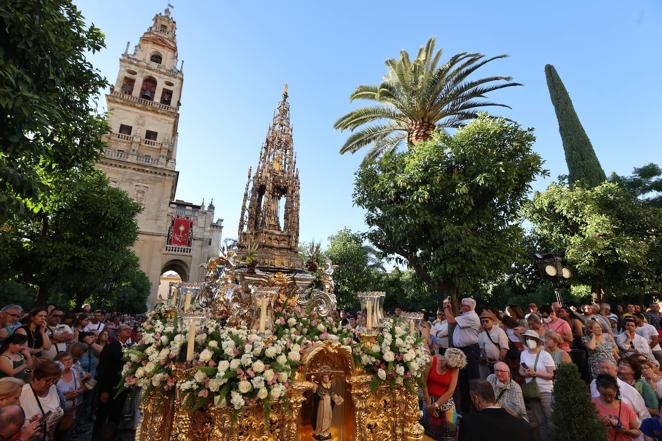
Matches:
[121,88,430,441]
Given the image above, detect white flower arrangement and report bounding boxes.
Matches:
[352,317,430,389]
[120,305,181,395]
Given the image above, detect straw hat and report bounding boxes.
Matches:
[520,329,543,342]
[479,310,498,322]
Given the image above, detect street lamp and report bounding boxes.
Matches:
[535,252,572,306]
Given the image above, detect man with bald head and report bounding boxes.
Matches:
[0,404,40,441]
[486,361,527,420]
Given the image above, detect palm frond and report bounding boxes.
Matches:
[339,123,406,155]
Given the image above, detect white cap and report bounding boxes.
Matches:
[461,298,476,310]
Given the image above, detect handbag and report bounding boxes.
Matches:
[521,351,542,401]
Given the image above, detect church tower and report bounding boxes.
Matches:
[237,86,303,271]
[98,8,222,306]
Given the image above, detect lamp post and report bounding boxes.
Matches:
[535,252,572,306]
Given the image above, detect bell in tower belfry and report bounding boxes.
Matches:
[237,85,303,272]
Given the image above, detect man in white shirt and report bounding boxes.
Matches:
[432,310,449,353]
[617,318,655,361]
[445,297,481,414]
[477,310,509,379]
[83,310,106,334]
[633,313,662,364]
[590,359,650,422]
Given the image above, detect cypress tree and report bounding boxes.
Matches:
[551,364,606,441]
[545,64,606,187]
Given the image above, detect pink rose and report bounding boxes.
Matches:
[198,389,208,398]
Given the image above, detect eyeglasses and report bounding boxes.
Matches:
[480,319,491,323]
[6,313,19,318]
[494,369,510,373]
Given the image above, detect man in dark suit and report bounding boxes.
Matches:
[94,324,132,436]
[459,379,531,441]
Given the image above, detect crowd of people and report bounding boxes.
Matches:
[3,298,662,441]
[412,299,662,441]
[0,303,143,441]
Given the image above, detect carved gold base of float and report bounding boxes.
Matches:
[136,342,423,441]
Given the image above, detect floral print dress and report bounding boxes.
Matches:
[582,335,617,378]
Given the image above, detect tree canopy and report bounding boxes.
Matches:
[1,171,149,310]
[353,115,545,305]
[334,37,520,161]
[525,180,662,300]
[0,0,108,219]
[544,64,606,188]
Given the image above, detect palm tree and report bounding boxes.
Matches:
[334,37,521,161]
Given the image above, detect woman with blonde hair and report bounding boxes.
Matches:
[0,377,24,407]
[583,320,619,378]
[422,347,466,440]
[544,331,572,366]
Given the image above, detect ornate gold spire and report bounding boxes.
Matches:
[237,88,302,271]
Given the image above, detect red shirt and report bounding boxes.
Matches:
[427,356,454,397]
[592,398,639,441]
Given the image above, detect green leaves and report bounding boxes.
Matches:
[354,115,545,303]
[335,37,520,161]
[0,0,108,220]
[525,180,662,298]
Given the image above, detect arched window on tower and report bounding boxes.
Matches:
[120,77,135,95]
[139,77,157,101]
[150,52,163,64]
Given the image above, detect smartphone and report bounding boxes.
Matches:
[521,362,528,369]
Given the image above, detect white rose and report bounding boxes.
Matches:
[395,376,404,385]
[144,362,155,373]
[251,376,265,389]
[241,354,253,367]
[291,343,301,353]
[271,384,286,400]
[151,374,162,387]
[199,349,213,362]
[135,367,145,379]
[409,361,419,372]
[160,336,169,345]
[218,360,230,373]
[238,380,252,394]
[370,344,380,353]
[129,353,141,362]
[278,372,289,383]
[230,359,241,370]
[230,391,245,410]
[208,378,222,392]
[264,369,275,382]
[395,338,404,347]
[264,347,277,358]
[317,324,326,332]
[288,351,300,362]
[377,369,386,381]
[396,365,405,376]
[164,325,174,333]
[252,360,265,373]
[257,387,269,400]
[195,333,207,345]
[276,355,287,365]
[287,318,297,327]
[208,340,218,349]
[194,370,207,383]
[360,355,370,365]
[383,351,395,362]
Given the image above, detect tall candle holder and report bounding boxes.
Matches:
[252,286,278,334]
[358,291,385,336]
[400,312,424,336]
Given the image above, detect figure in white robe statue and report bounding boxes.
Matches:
[311,369,344,440]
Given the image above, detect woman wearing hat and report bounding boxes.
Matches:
[519,329,556,441]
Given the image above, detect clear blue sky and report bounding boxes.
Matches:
[76,0,661,246]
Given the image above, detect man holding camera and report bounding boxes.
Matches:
[444,297,481,414]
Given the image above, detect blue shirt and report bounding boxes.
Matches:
[641,417,662,440]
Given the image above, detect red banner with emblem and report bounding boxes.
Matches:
[169,217,191,246]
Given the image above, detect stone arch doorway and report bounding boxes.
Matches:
[161,259,189,282]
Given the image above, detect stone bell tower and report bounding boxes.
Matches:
[237,86,303,271]
[98,8,222,306]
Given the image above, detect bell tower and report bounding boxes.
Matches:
[237,86,303,271]
[97,8,202,307]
